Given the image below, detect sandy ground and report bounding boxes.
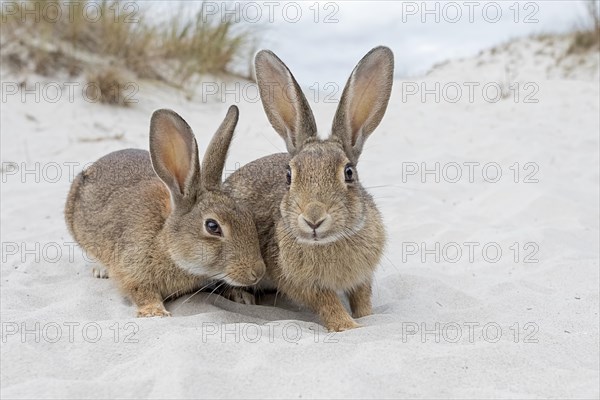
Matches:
[1,38,599,398]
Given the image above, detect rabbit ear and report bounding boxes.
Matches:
[149,109,201,206]
[331,46,394,163]
[255,50,317,154]
[201,105,239,190]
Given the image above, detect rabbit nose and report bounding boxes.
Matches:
[304,203,326,226]
[303,218,324,230]
[249,262,265,283]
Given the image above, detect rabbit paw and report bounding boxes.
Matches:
[137,304,171,317]
[223,287,256,305]
[326,317,361,332]
[92,266,109,279]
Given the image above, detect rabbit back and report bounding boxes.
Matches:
[65,149,202,295]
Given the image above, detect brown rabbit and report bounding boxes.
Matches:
[65,106,266,317]
[224,47,393,331]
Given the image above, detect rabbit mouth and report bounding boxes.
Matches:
[296,213,333,237]
[222,263,265,286]
[291,214,337,244]
[293,214,367,245]
[295,231,341,245]
[218,274,250,287]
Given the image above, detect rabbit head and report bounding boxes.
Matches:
[150,106,265,286]
[254,47,394,245]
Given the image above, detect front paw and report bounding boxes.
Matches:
[223,287,256,305]
[326,316,361,332]
[92,266,109,279]
[137,304,171,317]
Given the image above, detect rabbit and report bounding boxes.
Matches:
[223,47,394,331]
[65,105,266,317]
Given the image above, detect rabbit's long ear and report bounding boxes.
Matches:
[331,46,394,163]
[255,50,317,154]
[150,109,201,206]
[201,105,239,190]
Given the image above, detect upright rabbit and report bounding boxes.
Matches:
[65,106,266,317]
[224,47,393,331]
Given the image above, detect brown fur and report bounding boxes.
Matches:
[65,106,266,317]
[224,47,394,331]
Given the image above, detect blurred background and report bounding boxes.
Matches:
[1,0,598,102]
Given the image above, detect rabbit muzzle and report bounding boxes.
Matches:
[296,201,333,240]
[224,259,266,287]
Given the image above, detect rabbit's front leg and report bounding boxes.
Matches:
[347,279,373,318]
[127,285,171,317]
[286,285,359,332]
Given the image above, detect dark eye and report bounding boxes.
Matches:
[286,165,292,185]
[344,164,355,183]
[205,219,222,236]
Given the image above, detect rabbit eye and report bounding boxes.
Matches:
[286,166,292,185]
[344,164,355,183]
[205,219,222,237]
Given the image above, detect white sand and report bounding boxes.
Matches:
[1,37,599,399]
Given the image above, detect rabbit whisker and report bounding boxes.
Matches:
[163,272,224,302]
[171,274,229,312]
[206,280,228,303]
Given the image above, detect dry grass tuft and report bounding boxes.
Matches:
[1,0,259,99]
[86,67,135,106]
[567,1,600,54]
[161,7,255,84]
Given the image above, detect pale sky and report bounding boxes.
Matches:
[149,1,595,85]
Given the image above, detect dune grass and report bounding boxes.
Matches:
[0,0,258,93]
[566,1,600,54]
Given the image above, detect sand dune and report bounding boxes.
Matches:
[1,36,599,398]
